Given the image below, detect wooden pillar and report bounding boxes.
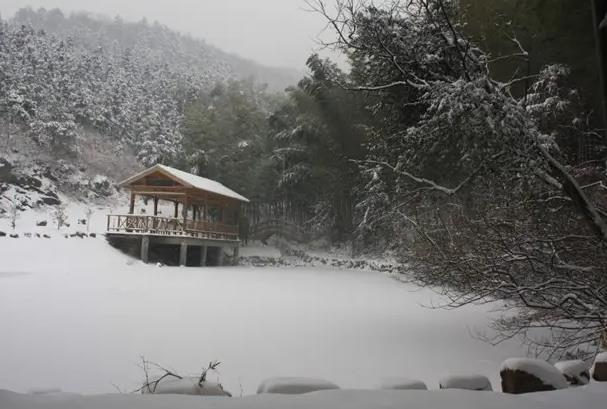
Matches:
[153,197,159,216]
[182,197,189,220]
[179,241,188,266]
[129,193,135,214]
[217,247,224,266]
[233,245,239,260]
[200,245,207,267]
[174,201,179,218]
[141,236,150,263]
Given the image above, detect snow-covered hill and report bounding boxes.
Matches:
[0,8,300,216]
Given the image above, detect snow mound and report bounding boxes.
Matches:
[501,358,568,389]
[377,377,427,390]
[142,377,231,396]
[554,360,590,385]
[594,352,607,363]
[257,377,339,394]
[439,374,492,391]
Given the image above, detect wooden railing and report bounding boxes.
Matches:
[106,214,239,241]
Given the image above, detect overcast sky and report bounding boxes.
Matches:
[0,0,338,69]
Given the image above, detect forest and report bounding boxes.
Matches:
[1,0,606,357]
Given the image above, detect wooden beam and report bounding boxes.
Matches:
[183,196,189,221]
[141,236,150,263]
[200,245,207,267]
[217,247,224,266]
[179,241,188,266]
[129,193,135,214]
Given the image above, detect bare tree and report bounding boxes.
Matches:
[9,197,19,231]
[54,204,68,230]
[85,207,93,232]
[312,0,607,357]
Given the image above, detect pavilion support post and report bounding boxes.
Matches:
[183,197,189,220]
[200,245,207,267]
[153,197,159,216]
[179,241,188,266]
[174,201,179,218]
[233,245,239,262]
[217,247,224,266]
[141,236,150,264]
[129,193,135,214]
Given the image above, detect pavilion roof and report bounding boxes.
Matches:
[118,164,250,203]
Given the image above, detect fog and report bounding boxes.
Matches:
[0,0,335,69]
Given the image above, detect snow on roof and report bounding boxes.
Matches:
[501,358,568,389]
[119,164,249,203]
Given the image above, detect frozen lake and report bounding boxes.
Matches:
[0,237,526,395]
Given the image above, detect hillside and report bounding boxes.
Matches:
[0,7,299,215]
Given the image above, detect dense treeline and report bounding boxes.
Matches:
[0,9,232,164]
[0,7,296,166]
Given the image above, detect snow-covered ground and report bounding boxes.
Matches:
[0,206,605,409]
[1,384,605,409]
[0,216,522,395]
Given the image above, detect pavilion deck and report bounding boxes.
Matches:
[106,214,239,242]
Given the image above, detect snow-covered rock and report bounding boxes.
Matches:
[142,377,231,397]
[377,377,427,390]
[439,374,492,391]
[257,377,339,394]
[591,352,607,382]
[554,360,590,385]
[500,358,568,394]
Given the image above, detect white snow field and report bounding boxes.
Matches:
[0,231,527,396]
[1,384,605,409]
[0,207,606,408]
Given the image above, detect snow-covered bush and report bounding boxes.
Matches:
[554,360,590,386]
[138,359,230,396]
[142,377,230,397]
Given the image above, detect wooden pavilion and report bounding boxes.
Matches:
[106,164,249,266]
